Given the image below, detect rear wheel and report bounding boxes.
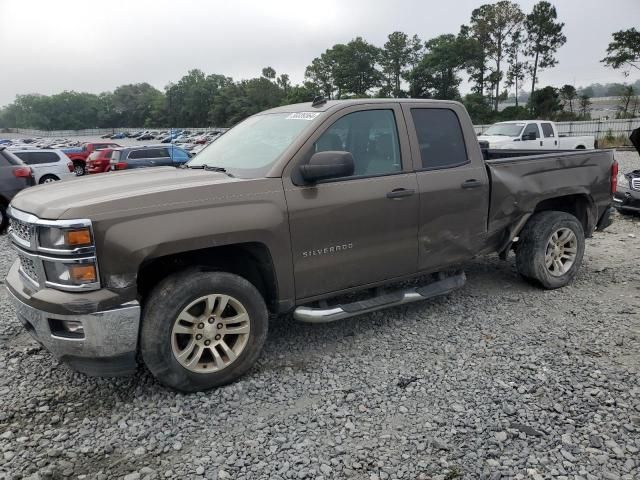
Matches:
[39,174,59,184]
[516,211,585,289]
[73,162,85,176]
[141,270,268,392]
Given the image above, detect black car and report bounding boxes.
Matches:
[0,147,35,231]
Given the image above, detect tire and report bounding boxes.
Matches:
[73,162,85,176]
[516,211,585,289]
[39,175,59,184]
[141,270,268,392]
[0,204,7,234]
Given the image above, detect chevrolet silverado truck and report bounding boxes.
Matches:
[478,120,596,150]
[5,99,616,392]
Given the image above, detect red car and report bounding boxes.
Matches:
[64,142,121,175]
[86,149,115,174]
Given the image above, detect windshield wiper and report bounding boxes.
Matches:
[180,164,234,177]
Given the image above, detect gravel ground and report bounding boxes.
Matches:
[0,151,639,480]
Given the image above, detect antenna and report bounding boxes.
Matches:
[311,95,327,107]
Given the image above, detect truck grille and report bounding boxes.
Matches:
[632,177,640,191]
[18,254,38,283]
[9,218,33,244]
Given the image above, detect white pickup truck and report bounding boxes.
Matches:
[478,120,595,150]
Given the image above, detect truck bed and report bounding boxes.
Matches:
[482,148,615,252]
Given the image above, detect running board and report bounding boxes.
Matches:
[293,272,466,323]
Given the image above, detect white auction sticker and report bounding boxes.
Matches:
[286,112,320,120]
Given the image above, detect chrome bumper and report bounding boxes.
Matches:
[6,287,141,376]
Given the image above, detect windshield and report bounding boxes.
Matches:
[187,113,317,177]
[483,123,525,137]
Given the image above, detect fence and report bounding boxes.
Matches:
[2,127,227,137]
[474,118,640,140]
[5,118,640,141]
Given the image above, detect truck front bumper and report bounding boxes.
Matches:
[614,188,640,213]
[5,262,140,376]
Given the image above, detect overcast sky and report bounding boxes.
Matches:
[1,0,639,107]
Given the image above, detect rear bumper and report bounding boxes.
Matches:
[5,268,141,376]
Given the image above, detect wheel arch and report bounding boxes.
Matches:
[137,242,280,314]
[532,193,595,235]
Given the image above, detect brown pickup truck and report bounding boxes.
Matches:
[5,99,617,392]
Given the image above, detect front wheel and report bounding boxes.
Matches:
[516,211,585,289]
[141,270,268,392]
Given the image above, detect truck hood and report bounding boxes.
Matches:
[11,167,244,220]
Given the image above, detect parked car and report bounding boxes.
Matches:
[63,142,121,176]
[110,132,126,139]
[614,127,640,214]
[478,120,596,150]
[5,99,616,392]
[11,149,74,184]
[0,146,34,230]
[100,133,113,139]
[137,132,155,141]
[85,148,115,174]
[109,145,190,170]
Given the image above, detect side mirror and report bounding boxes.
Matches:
[300,151,354,183]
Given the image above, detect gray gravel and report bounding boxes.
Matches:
[1,151,639,480]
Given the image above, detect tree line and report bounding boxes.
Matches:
[1,2,638,130]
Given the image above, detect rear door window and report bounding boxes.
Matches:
[541,123,555,138]
[410,108,468,169]
[127,149,149,160]
[14,151,59,165]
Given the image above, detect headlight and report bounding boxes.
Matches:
[43,260,98,287]
[39,226,93,250]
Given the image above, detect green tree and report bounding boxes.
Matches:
[528,86,562,119]
[559,84,578,113]
[304,53,336,98]
[470,1,524,111]
[505,30,528,107]
[462,93,495,124]
[617,85,637,118]
[578,94,592,119]
[525,1,566,100]
[261,67,276,79]
[408,34,466,100]
[601,28,640,75]
[379,31,420,97]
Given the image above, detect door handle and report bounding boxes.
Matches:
[461,179,482,189]
[386,188,415,199]
[540,141,543,147]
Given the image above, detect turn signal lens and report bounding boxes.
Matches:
[64,229,92,247]
[69,264,97,283]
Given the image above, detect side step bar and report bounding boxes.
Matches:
[293,272,466,323]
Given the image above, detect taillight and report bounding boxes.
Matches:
[114,162,128,170]
[611,160,618,194]
[67,162,74,172]
[13,166,32,178]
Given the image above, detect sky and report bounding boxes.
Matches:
[1,0,639,107]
